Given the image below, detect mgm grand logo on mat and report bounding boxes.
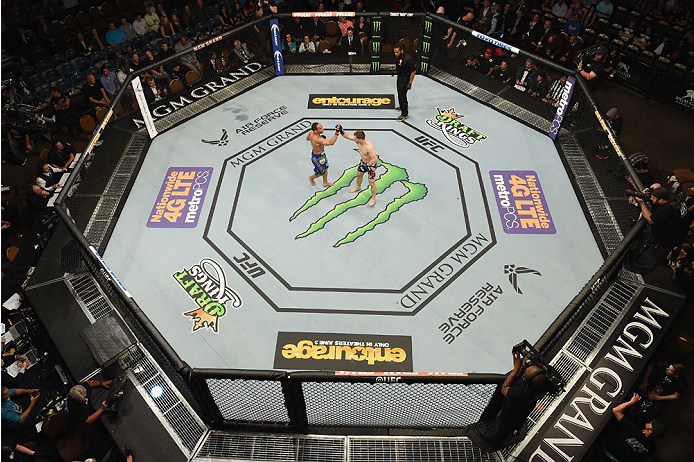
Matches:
[172,258,242,333]
[426,108,488,149]
[308,94,395,109]
[274,332,413,372]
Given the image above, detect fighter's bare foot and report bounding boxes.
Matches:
[349,187,360,193]
[368,197,376,207]
[309,176,316,185]
[323,182,334,187]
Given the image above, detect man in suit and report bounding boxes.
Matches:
[341,27,360,53]
[514,58,537,92]
[506,9,529,45]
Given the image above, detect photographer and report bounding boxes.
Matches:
[479,350,547,448]
[577,46,606,91]
[605,393,664,460]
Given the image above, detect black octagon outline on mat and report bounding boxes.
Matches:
[203,117,497,316]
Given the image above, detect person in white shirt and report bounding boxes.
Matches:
[144,6,161,32]
[36,163,65,191]
[133,13,149,36]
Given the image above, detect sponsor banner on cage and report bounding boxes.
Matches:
[292,11,355,17]
[147,167,213,228]
[548,76,575,140]
[270,20,284,76]
[470,31,520,54]
[489,170,555,234]
[274,332,413,371]
[132,77,158,139]
[308,94,395,109]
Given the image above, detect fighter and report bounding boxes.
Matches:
[340,128,379,207]
[306,122,341,187]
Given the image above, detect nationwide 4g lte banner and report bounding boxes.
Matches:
[147,167,213,228]
[489,170,555,234]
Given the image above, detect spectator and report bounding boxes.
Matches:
[36,162,63,191]
[545,74,569,106]
[120,17,137,42]
[14,28,36,63]
[65,380,113,426]
[359,32,370,53]
[635,361,687,422]
[133,13,149,37]
[218,5,233,27]
[595,0,614,19]
[605,107,622,135]
[35,16,56,48]
[143,76,166,104]
[603,48,620,77]
[524,13,544,47]
[341,27,360,53]
[105,22,126,46]
[129,52,143,72]
[491,60,514,84]
[100,66,121,99]
[581,4,597,29]
[478,48,496,75]
[528,73,549,97]
[514,59,537,91]
[565,13,582,35]
[487,4,503,37]
[170,13,184,33]
[299,34,316,53]
[552,0,570,18]
[3,121,31,165]
[667,243,694,285]
[181,5,196,29]
[144,6,161,32]
[192,0,209,25]
[1,386,40,433]
[577,46,606,90]
[619,19,638,43]
[143,49,171,87]
[50,87,80,129]
[653,35,672,56]
[83,73,110,111]
[633,26,653,50]
[565,1,584,19]
[308,16,327,42]
[355,16,369,38]
[74,31,91,55]
[338,15,354,36]
[670,39,688,62]
[473,0,495,33]
[506,9,530,46]
[156,18,172,40]
[257,0,279,15]
[531,19,554,53]
[540,0,553,13]
[465,55,481,71]
[48,140,76,170]
[607,393,664,460]
[175,36,202,76]
[156,2,168,19]
[88,27,106,51]
[205,50,227,74]
[159,42,186,81]
[283,34,297,53]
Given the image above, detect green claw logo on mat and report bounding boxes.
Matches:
[289,160,428,247]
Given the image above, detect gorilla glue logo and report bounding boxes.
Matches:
[289,160,427,247]
[426,108,488,149]
[173,258,242,332]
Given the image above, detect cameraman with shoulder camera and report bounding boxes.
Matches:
[480,350,547,448]
[577,46,606,91]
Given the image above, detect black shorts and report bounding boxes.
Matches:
[357,161,377,180]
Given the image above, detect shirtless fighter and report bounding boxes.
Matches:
[340,128,379,207]
[306,122,342,186]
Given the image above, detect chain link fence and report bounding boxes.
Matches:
[47,12,650,441]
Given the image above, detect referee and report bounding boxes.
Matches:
[393,43,416,121]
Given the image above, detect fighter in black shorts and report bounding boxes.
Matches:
[340,128,379,207]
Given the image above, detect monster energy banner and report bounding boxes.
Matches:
[274,331,413,371]
[516,288,684,462]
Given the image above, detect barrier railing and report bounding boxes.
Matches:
[48,12,649,442]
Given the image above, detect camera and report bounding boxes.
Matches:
[574,44,607,67]
[626,187,652,201]
[512,340,564,392]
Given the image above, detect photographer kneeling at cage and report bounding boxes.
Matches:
[626,187,689,274]
[478,350,549,449]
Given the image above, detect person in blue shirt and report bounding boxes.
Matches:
[99,66,121,99]
[565,13,582,35]
[1,386,40,430]
[105,22,126,46]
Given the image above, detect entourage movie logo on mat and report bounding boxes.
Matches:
[289,160,427,247]
[489,170,555,234]
[173,258,243,333]
[274,332,413,372]
[426,108,488,149]
[147,167,213,228]
[308,94,395,109]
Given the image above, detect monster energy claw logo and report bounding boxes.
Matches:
[290,161,427,247]
[422,41,430,54]
[426,108,488,149]
[424,20,432,34]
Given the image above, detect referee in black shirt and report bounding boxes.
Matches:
[393,43,416,121]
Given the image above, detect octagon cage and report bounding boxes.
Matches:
[50,10,648,453]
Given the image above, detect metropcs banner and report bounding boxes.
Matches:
[548,76,575,140]
[147,167,213,228]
